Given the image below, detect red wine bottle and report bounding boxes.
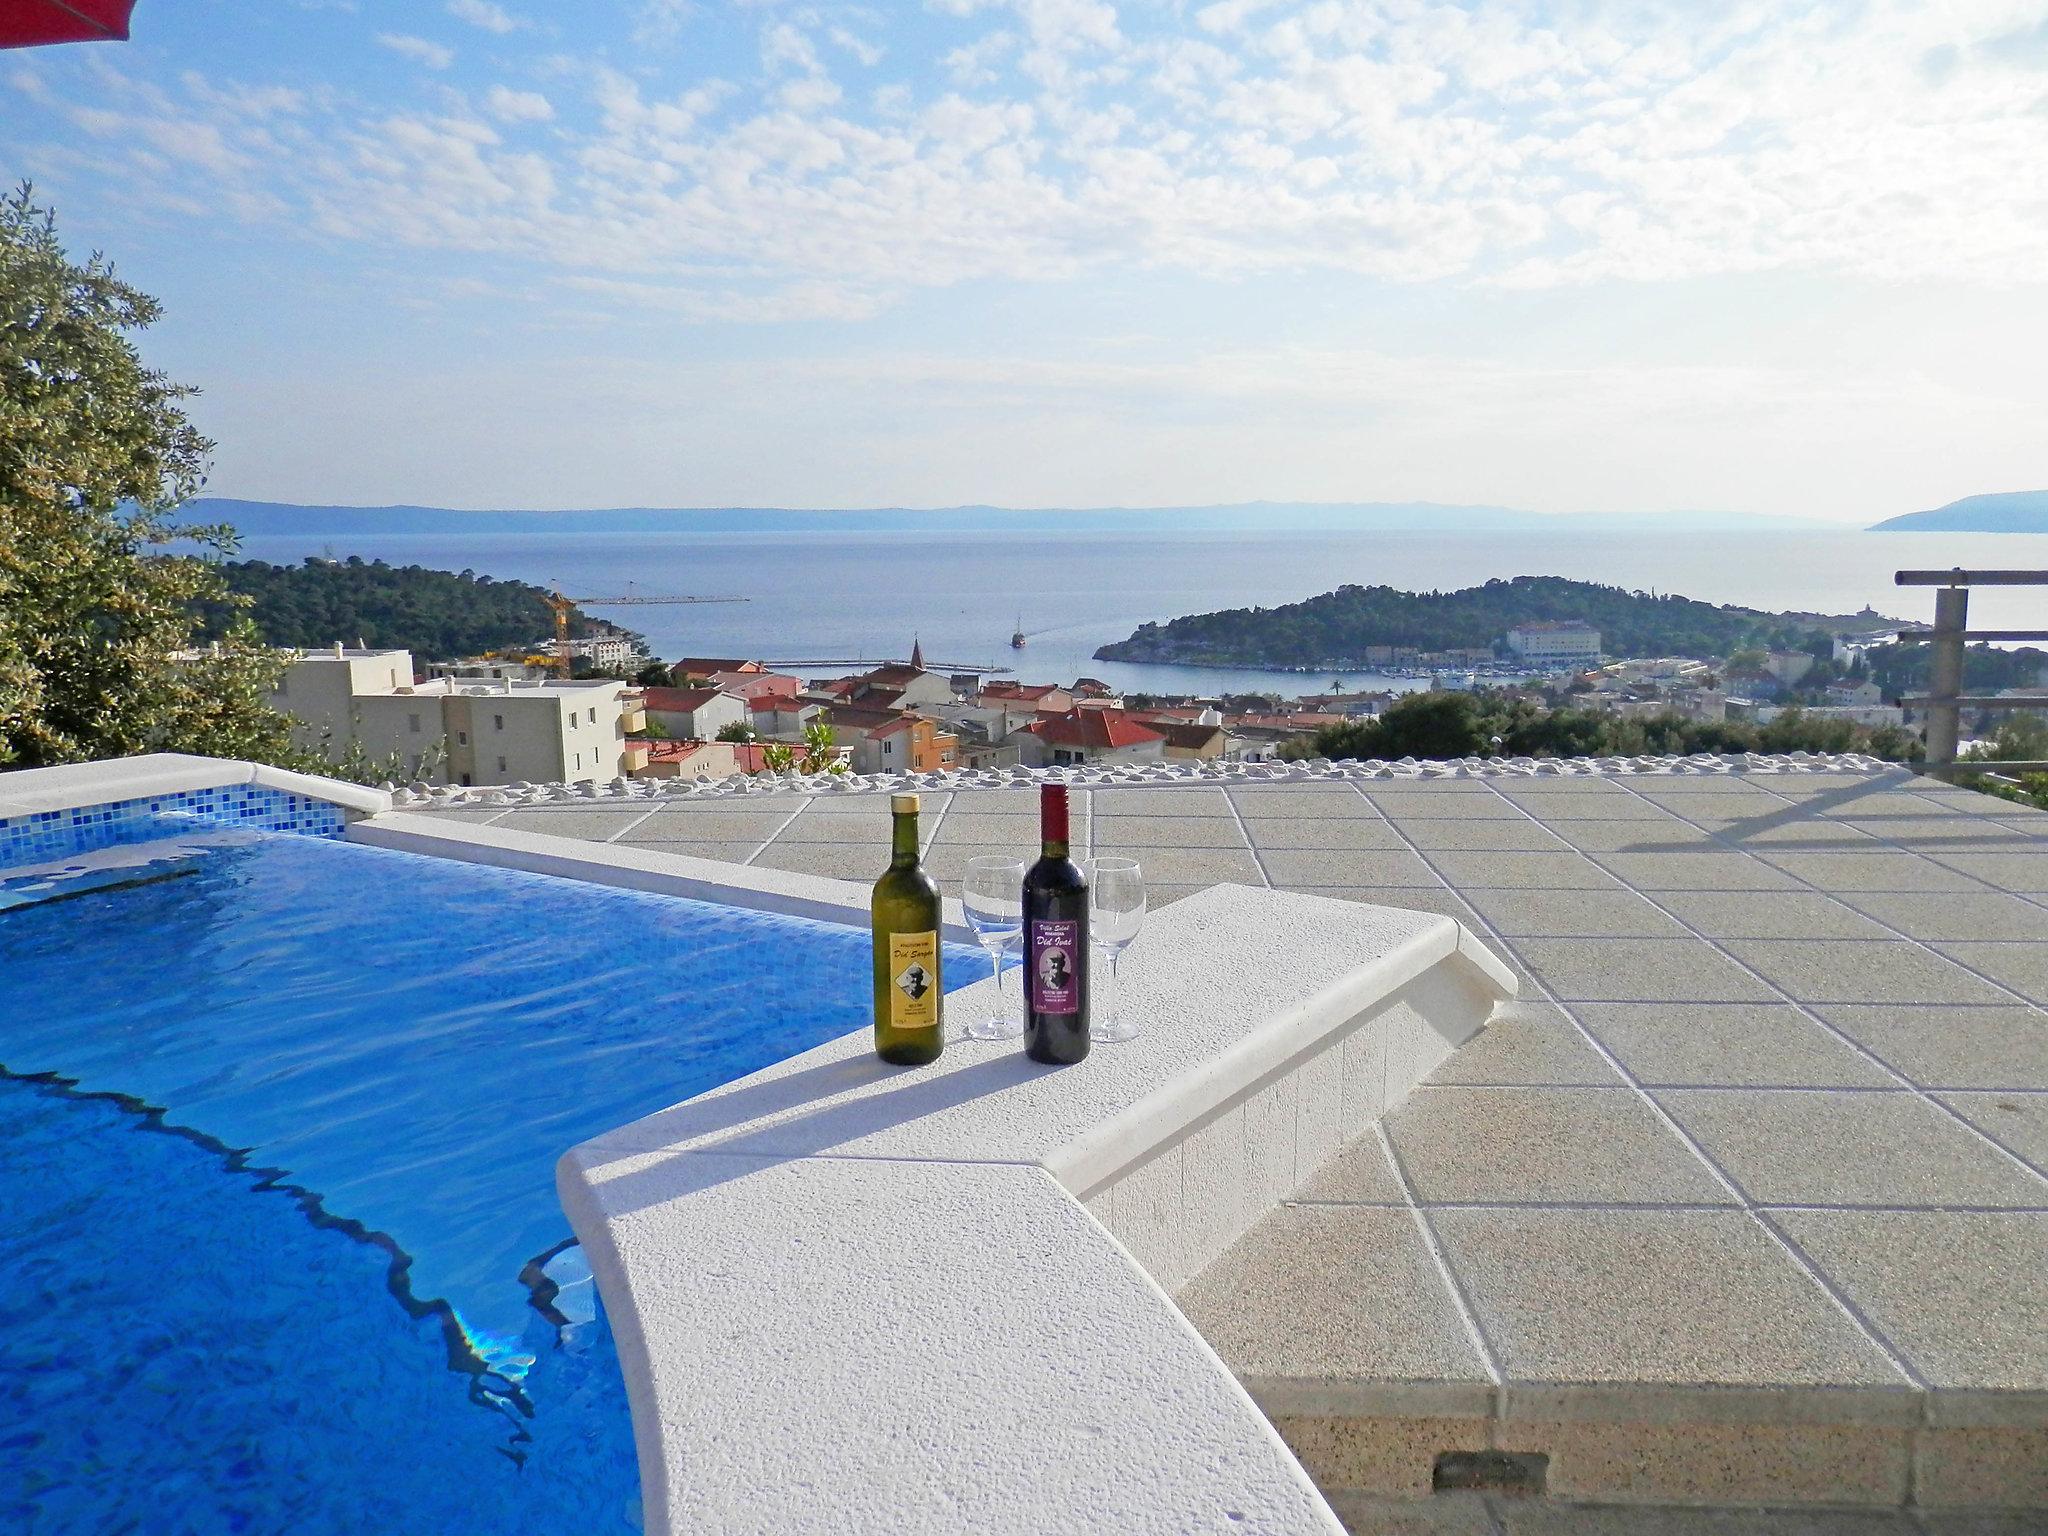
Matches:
[1023,783,1089,1064]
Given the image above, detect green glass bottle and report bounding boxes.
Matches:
[872,792,943,1065]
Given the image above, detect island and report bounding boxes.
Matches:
[1094,576,1892,669]
[1868,489,2048,533]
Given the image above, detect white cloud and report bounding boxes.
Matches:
[375,33,454,69]
[447,0,522,34]
[28,0,2048,329]
[485,85,554,123]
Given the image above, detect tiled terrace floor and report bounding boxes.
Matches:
[412,767,2048,1524]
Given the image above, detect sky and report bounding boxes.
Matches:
[5,0,2047,519]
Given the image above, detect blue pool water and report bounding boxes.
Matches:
[0,827,976,1534]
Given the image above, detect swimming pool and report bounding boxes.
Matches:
[0,824,976,1534]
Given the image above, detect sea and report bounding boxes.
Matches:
[234,526,2048,699]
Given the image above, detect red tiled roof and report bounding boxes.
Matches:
[642,686,733,712]
[981,681,1064,701]
[644,739,713,763]
[1024,709,1164,749]
[673,658,762,675]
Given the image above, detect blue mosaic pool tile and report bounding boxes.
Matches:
[0,784,348,870]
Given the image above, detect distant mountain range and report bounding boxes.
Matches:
[185,498,1831,537]
[1869,490,2048,533]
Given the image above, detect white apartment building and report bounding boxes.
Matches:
[1504,621,1603,665]
[271,645,644,786]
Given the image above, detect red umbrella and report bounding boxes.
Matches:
[0,0,134,48]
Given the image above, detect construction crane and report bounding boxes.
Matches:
[545,586,747,679]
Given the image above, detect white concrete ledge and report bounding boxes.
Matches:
[559,883,1516,1535]
[0,751,390,818]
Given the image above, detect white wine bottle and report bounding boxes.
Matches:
[872,793,943,1065]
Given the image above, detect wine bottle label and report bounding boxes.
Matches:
[1028,920,1079,1014]
[888,931,940,1029]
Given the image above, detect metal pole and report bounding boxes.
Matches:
[1925,585,1968,775]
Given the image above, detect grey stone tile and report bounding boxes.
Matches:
[1326,1492,1499,1536]
[1386,1087,1731,1205]
[1920,852,2048,893]
[939,789,1036,813]
[1494,790,1668,820]
[493,807,660,838]
[1142,883,1210,909]
[1654,1089,2048,1208]
[1400,820,1571,852]
[1429,852,1622,890]
[1088,788,1234,816]
[1812,791,1959,819]
[1578,1003,1896,1090]
[1912,1515,2048,1536]
[1772,1209,2048,1391]
[1260,849,1441,887]
[1757,851,1991,892]
[1430,1207,1907,1386]
[1547,819,1719,853]
[1493,1504,1914,1534]
[773,811,918,843]
[1592,852,1801,891]
[1837,891,2048,942]
[1285,888,1489,924]
[1461,888,1688,939]
[1930,941,2048,1005]
[1090,816,1247,849]
[1719,940,2016,1006]
[406,805,510,823]
[1367,790,1527,819]
[1423,1002,1624,1086]
[1652,891,1894,941]
[1509,938,1777,1003]
[801,791,952,814]
[1936,1092,2048,1170]
[1229,787,1385,818]
[1083,845,1263,885]
[1237,818,1411,850]
[1178,1205,1487,1385]
[749,841,886,880]
[1840,819,2043,850]
[609,838,761,865]
[1812,1005,2048,1090]
[1719,819,1888,849]
[617,809,793,842]
[1298,1131,1409,1203]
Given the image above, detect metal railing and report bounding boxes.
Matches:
[1893,568,2048,779]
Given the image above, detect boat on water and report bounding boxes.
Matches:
[1010,615,1026,649]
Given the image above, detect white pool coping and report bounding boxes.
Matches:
[0,751,392,820]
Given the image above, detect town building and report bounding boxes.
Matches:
[751,696,825,739]
[1153,721,1227,761]
[1763,650,1817,686]
[633,739,740,782]
[1018,708,1166,768]
[424,657,553,684]
[706,669,800,705]
[270,645,644,786]
[641,686,748,740]
[671,657,766,681]
[818,705,959,774]
[1504,620,1602,665]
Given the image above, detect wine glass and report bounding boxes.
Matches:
[961,856,1026,1042]
[1085,857,1146,1043]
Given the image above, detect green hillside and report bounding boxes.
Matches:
[192,556,618,658]
[1095,576,1879,667]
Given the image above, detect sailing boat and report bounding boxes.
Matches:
[1010,614,1027,649]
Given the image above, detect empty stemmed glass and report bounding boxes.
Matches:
[961,856,1026,1041]
[1085,857,1146,1043]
